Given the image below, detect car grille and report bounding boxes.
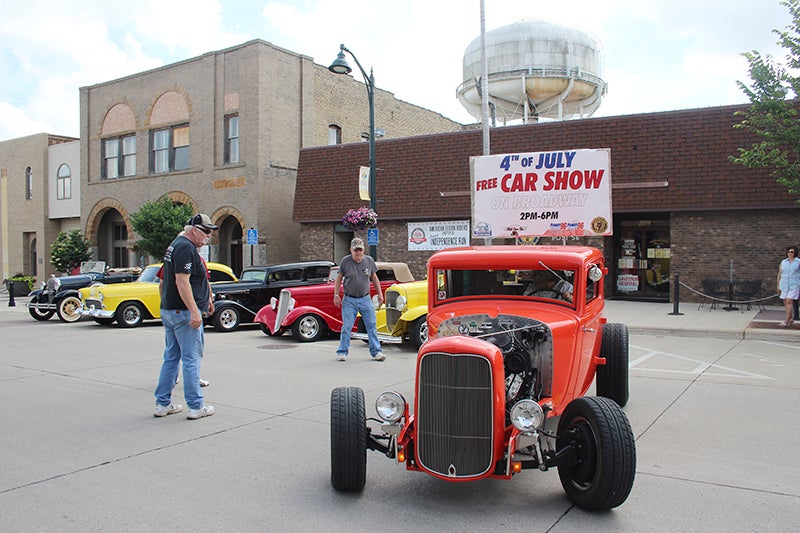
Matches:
[84,299,102,309]
[416,352,494,477]
[385,290,400,330]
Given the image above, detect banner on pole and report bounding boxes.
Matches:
[470,149,612,239]
[359,166,370,201]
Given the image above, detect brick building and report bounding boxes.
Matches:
[294,104,799,302]
[78,39,461,274]
[0,134,80,282]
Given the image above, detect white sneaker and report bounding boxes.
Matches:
[199,378,210,387]
[372,352,386,361]
[336,355,347,361]
[154,403,183,417]
[187,405,215,419]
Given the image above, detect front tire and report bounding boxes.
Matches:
[116,301,144,328]
[293,313,324,342]
[595,323,629,407]
[409,315,428,349]
[57,296,82,323]
[556,396,636,511]
[28,297,55,321]
[330,386,367,491]
[212,306,240,332]
[93,317,116,325]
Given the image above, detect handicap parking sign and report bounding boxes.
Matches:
[367,228,379,246]
[247,228,258,245]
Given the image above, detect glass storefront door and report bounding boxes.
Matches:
[614,219,671,300]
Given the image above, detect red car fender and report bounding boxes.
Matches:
[254,305,279,333]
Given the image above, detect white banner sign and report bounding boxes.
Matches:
[408,220,471,251]
[359,166,370,201]
[470,149,613,239]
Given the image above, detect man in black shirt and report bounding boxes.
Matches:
[154,214,218,419]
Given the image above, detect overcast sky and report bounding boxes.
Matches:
[0,0,792,141]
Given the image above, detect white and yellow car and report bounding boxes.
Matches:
[80,262,237,327]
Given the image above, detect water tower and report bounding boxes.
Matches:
[457,19,607,124]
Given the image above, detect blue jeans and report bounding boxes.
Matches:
[337,295,381,357]
[155,309,204,410]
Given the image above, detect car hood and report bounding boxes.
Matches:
[42,273,102,291]
[80,281,158,298]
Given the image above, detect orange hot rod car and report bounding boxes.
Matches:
[330,245,635,511]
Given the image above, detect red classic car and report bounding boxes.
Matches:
[330,245,635,511]
[254,262,415,341]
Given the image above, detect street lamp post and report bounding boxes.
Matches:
[329,44,378,260]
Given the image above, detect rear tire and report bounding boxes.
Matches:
[116,301,144,328]
[556,396,636,510]
[57,296,82,323]
[330,386,367,491]
[595,323,629,407]
[212,306,240,332]
[293,313,324,342]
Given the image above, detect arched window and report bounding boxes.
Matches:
[328,125,342,145]
[57,164,72,200]
[25,167,33,200]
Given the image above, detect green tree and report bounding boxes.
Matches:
[50,229,93,274]
[130,196,195,260]
[732,0,800,199]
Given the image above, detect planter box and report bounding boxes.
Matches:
[11,281,30,296]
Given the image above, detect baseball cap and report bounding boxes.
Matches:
[350,237,365,250]
[188,213,219,231]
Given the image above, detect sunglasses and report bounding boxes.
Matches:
[353,247,364,251]
[197,226,212,235]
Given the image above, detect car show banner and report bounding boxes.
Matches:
[407,220,471,251]
[470,149,612,239]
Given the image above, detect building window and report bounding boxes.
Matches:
[56,164,72,200]
[25,167,32,200]
[102,134,136,179]
[225,115,239,164]
[328,125,342,145]
[150,124,189,174]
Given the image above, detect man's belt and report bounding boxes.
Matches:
[345,293,369,298]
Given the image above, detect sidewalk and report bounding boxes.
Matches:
[2,292,798,341]
[603,298,800,341]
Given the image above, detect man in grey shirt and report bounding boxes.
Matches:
[333,237,385,361]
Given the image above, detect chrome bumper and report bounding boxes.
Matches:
[81,305,115,318]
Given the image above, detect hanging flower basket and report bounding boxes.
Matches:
[342,207,378,230]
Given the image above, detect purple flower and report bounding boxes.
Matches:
[342,207,378,230]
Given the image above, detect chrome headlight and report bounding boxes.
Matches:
[395,294,407,311]
[270,296,278,310]
[375,391,406,422]
[510,399,544,432]
[371,294,381,310]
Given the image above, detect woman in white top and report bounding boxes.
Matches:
[777,245,800,327]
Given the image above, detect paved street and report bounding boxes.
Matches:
[0,295,798,532]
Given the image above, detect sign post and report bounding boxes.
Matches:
[247,228,258,266]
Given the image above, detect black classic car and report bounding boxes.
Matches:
[207,261,335,332]
[28,261,139,323]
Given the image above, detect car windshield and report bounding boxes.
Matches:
[137,266,161,283]
[434,267,577,306]
[80,261,107,274]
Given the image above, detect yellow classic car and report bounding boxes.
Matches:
[79,262,237,327]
